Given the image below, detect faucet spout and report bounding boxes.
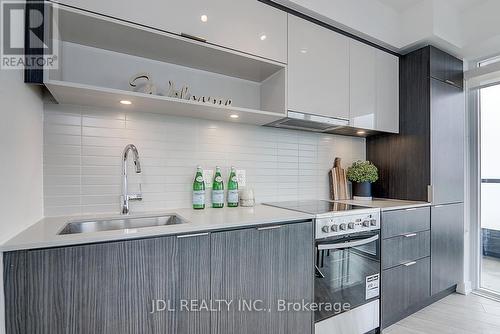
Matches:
[121,144,143,215]
[134,159,142,174]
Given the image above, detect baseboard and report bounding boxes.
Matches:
[456,281,472,295]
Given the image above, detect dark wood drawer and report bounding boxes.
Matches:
[382,207,430,239]
[381,256,431,328]
[382,230,430,270]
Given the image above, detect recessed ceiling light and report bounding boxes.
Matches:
[357,130,366,135]
[230,114,239,119]
[260,34,267,41]
[120,100,132,105]
[300,48,307,54]
[200,14,208,22]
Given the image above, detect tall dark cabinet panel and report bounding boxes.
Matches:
[368,45,465,309]
[367,45,464,205]
[4,235,211,334]
[210,222,314,334]
[430,79,465,205]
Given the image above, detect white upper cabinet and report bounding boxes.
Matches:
[375,50,399,133]
[349,40,399,133]
[350,40,376,129]
[287,15,350,120]
[54,0,287,63]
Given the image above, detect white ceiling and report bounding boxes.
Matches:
[273,0,500,62]
[380,0,486,12]
[444,0,487,11]
[377,0,421,13]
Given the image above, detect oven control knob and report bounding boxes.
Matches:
[322,225,330,233]
[339,223,347,230]
[362,220,370,227]
[331,225,338,232]
[370,219,377,226]
[348,222,355,229]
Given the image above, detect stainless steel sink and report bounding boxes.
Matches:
[58,215,187,235]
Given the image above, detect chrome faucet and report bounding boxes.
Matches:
[121,144,142,215]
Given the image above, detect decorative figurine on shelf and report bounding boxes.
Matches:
[129,73,157,94]
[129,74,234,106]
[165,81,191,100]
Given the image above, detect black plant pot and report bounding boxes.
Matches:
[352,181,372,199]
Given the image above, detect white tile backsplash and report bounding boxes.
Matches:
[43,104,366,216]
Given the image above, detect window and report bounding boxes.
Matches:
[479,84,500,295]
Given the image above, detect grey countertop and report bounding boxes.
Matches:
[1,198,429,252]
[0,205,313,252]
[335,198,430,211]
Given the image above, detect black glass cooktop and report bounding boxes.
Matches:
[264,200,370,215]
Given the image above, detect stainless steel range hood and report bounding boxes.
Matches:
[266,111,349,132]
[266,111,381,137]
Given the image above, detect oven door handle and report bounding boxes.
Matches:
[317,234,379,250]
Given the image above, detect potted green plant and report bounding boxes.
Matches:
[347,160,379,200]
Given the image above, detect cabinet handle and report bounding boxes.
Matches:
[177,232,209,239]
[181,33,207,43]
[257,225,283,231]
[403,261,417,267]
[403,233,417,238]
[445,79,455,85]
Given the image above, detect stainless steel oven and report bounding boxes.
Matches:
[263,200,381,334]
[315,230,380,321]
[314,209,381,334]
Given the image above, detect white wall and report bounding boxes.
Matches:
[0,69,44,333]
[0,71,44,243]
[43,104,366,216]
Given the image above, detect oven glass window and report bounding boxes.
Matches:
[314,231,380,322]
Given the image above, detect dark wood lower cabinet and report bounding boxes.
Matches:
[431,203,464,295]
[3,221,313,334]
[210,222,314,334]
[381,230,430,270]
[381,257,430,328]
[4,234,211,334]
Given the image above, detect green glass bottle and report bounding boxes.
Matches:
[227,166,239,207]
[212,166,224,208]
[192,166,205,209]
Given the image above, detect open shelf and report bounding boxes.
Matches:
[55,6,285,82]
[45,80,284,125]
[44,5,287,125]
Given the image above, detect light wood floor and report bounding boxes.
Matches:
[383,293,500,334]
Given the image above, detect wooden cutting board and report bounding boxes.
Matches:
[329,157,350,200]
